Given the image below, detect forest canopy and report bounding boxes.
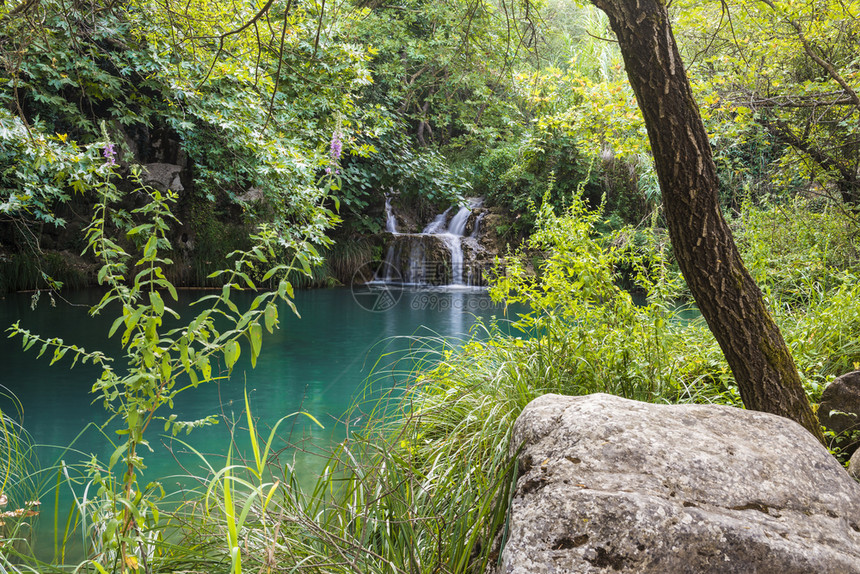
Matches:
[3,0,858,255]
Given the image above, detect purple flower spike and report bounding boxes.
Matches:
[330,132,342,161]
[103,143,117,166]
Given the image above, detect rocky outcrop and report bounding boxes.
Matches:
[819,370,860,436]
[142,163,184,192]
[819,370,860,459]
[375,197,503,286]
[497,393,860,574]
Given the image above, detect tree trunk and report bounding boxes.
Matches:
[590,0,824,442]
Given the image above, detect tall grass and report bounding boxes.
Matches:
[0,252,90,294]
[0,388,41,572]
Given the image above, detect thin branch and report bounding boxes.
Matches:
[585,30,617,43]
[313,0,326,58]
[262,0,294,133]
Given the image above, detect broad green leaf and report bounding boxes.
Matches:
[199,356,212,381]
[179,337,191,372]
[108,315,125,338]
[264,303,277,334]
[150,291,165,316]
[143,235,157,258]
[224,340,240,371]
[50,347,67,365]
[160,353,172,381]
[109,443,129,470]
[248,323,262,368]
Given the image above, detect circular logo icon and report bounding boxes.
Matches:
[351,261,403,312]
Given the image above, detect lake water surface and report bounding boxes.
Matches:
[0,286,517,555]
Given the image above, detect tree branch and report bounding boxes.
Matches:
[759,0,860,114]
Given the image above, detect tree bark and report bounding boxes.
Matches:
[591,0,824,442]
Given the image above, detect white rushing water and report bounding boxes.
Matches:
[384,195,398,234]
[422,207,453,234]
[470,212,485,238]
[381,198,483,286]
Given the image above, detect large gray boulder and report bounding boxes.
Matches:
[498,393,860,574]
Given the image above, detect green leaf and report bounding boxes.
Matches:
[50,347,67,366]
[160,353,172,381]
[245,387,262,473]
[143,235,157,258]
[109,443,129,470]
[199,356,212,381]
[108,315,125,338]
[127,224,152,236]
[125,305,146,331]
[264,303,277,334]
[166,281,179,301]
[150,291,165,316]
[143,348,155,368]
[248,323,262,368]
[250,293,267,311]
[179,337,191,372]
[224,340,240,371]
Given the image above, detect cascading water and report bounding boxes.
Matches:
[379,198,485,286]
[384,195,398,234]
[422,207,452,234]
[470,212,485,238]
[435,204,471,284]
[447,203,473,236]
[378,196,401,282]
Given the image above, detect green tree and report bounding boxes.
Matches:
[675,0,860,205]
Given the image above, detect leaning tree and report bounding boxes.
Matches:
[589,0,824,442]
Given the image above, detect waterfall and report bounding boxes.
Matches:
[422,207,452,234]
[384,195,398,234]
[470,212,485,238]
[438,199,483,285]
[406,241,426,284]
[380,243,401,282]
[447,205,472,236]
[429,204,473,285]
[438,233,465,285]
[376,198,485,287]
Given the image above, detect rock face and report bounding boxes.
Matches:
[142,163,184,192]
[819,370,860,436]
[497,393,860,574]
[850,448,860,481]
